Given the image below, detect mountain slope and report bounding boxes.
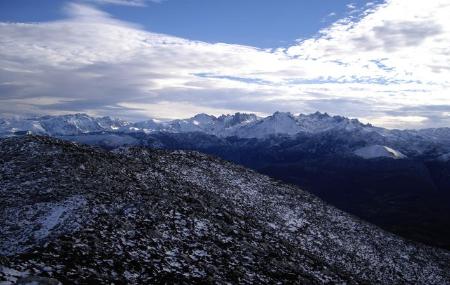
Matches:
[1,136,449,284]
[34,126,450,249]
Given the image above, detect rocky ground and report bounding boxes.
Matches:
[1,135,449,284]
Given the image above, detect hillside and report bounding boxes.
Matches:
[1,136,450,284]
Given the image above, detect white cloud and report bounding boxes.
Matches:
[84,0,163,7]
[360,115,429,129]
[0,1,449,128]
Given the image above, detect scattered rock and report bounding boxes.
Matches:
[0,135,449,284]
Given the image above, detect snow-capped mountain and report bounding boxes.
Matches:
[144,112,259,136]
[415,128,450,143]
[0,117,46,135]
[233,111,301,138]
[298,112,375,133]
[1,135,449,284]
[0,112,260,137]
[233,111,375,138]
[1,111,450,157]
[0,111,373,138]
[354,145,407,159]
[121,112,259,137]
[0,114,129,136]
[38,114,128,135]
[1,111,448,140]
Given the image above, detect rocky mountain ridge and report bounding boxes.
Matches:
[1,135,450,284]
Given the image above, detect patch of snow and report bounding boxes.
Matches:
[0,196,86,256]
[33,205,67,240]
[354,145,406,159]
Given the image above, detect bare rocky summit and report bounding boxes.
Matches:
[0,135,449,284]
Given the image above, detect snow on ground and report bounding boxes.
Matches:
[354,144,407,159]
[0,196,86,256]
[1,136,449,284]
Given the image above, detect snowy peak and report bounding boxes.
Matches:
[96,116,130,131]
[232,111,371,138]
[264,112,298,130]
[135,112,259,136]
[38,113,130,135]
[192,113,216,122]
[0,117,46,136]
[184,113,218,130]
[354,145,407,159]
[39,113,105,135]
[234,112,299,138]
[296,112,369,133]
[187,112,258,129]
[0,114,130,136]
[217,112,258,128]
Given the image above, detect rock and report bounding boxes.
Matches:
[16,276,61,285]
[0,135,449,284]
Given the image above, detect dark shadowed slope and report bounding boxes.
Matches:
[1,136,449,284]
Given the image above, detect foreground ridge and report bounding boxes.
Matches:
[0,136,449,284]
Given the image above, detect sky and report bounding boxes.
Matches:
[0,0,449,128]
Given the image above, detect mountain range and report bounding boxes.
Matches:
[0,111,445,138]
[2,111,450,157]
[2,112,450,250]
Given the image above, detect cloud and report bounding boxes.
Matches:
[0,1,449,128]
[352,20,442,52]
[84,0,163,7]
[360,115,430,129]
